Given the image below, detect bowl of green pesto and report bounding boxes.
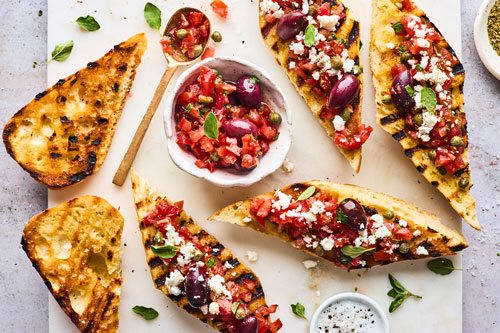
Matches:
[475,0,500,80]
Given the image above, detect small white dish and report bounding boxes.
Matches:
[474,0,500,80]
[164,56,292,187]
[310,292,390,333]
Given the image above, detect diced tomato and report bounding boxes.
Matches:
[403,0,413,11]
[265,13,276,23]
[317,2,330,16]
[334,124,373,150]
[243,279,256,291]
[391,64,407,78]
[255,199,272,219]
[395,227,413,241]
[248,109,263,125]
[260,123,277,140]
[178,117,192,132]
[373,249,395,262]
[199,65,216,96]
[210,0,228,18]
[240,292,253,302]
[159,36,174,55]
[188,128,205,143]
[199,136,215,152]
[177,91,197,105]
[201,46,215,60]
[188,11,204,26]
[176,132,191,146]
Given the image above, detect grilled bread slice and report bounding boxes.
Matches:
[209,181,467,270]
[3,33,147,189]
[131,169,280,332]
[259,0,365,171]
[369,0,479,229]
[21,195,124,332]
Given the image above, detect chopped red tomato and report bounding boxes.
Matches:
[178,117,192,132]
[391,64,407,78]
[334,124,373,150]
[199,65,216,96]
[211,0,228,18]
[201,46,215,60]
[403,0,413,11]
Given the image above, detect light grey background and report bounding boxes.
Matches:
[0,0,498,332]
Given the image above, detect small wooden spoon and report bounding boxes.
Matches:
[112,7,211,186]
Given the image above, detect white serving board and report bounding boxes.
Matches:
[47,0,463,332]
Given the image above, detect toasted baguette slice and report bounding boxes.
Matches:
[369,0,479,229]
[130,169,280,332]
[21,195,124,332]
[209,181,467,270]
[3,33,147,189]
[259,1,365,171]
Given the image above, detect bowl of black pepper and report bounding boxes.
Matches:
[475,0,500,80]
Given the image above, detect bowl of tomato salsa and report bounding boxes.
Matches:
[165,56,292,187]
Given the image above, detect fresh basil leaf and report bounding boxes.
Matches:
[132,305,159,320]
[388,274,406,294]
[204,112,219,140]
[405,85,414,97]
[297,186,316,201]
[389,294,405,313]
[248,76,260,84]
[386,274,422,313]
[49,40,74,62]
[341,245,375,259]
[304,24,315,47]
[420,87,437,114]
[76,15,100,31]
[426,258,461,275]
[393,21,403,33]
[387,288,399,298]
[290,302,307,319]
[151,244,178,259]
[336,207,348,223]
[415,64,424,71]
[144,2,161,30]
[206,256,216,268]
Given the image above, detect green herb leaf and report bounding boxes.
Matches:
[398,45,407,53]
[388,274,406,294]
[290,302,307,319]
[415,64,424,71]
[405,85,414,97]
[248,76,260,84]
[336,207,348,223]
[334,36,348,45]
[420,87,437,114]
[76,15,101,31]
[206,257,216,268]
[393,21,403,33]
[426,258,461,275]
[387,288,399,298]
[204,112,219,140]
[132,305,159,320]
[297,186,316,201]
[186,103,192,111]
[386,274,422,313]
[49,40,74,63]
[341,246,375,259]
[144,2,161,30]
[389,294,405,313]
[151,244,178,259]
[304,24,315,47]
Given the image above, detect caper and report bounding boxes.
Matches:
[315,245,325,256]
[339,108,351,122]
[461,124,466,136]
[308,5,316,16]
[398,242,410,254]
[381,94,393,105]
[383,210,395,220]
[427,149,437,160]
[352,65,363,74]
[413,113,423,126]
[437,166,447,175]
[176,29,188,39]
[330,56,343,70]
[235,306,246,320]
[400,51,412,63]
[458,177,470,188]
[269,112,282,125]
[192,249,205,261]
[199,107,209,116]
[210,152,220,162]
[450,136,464,147]
[211,31,222,43]
[153,232,164,245]
[198,95,213,104]
[192,44,203,58]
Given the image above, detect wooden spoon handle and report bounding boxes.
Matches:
[112,65,178,186]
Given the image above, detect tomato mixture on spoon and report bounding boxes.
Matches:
[175,66,282,173]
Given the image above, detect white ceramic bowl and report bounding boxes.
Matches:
[310,292,390,333]
[164,56,292,187]
[474,0,500,80]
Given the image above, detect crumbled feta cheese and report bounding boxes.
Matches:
[200,305,208,315]
[435,84,443,92]
[420,56,429,69]
[166,270,185,296]
[209,302,220,315]
[386,42,395,49]
[272,9,284,18]
[282,158,294,173]
[414,29,426,38]
[302,0,309,14]
[178,242,198,266]
[224,262,233,270]
[303,260,318,269]
[312,71,320,80]
[320,237,335,251]
[399,219,408,227]
[407,16,418,29]
[374,226,392,239]
[413,230,422,237]
[416,38,430,48]
[290,42,305,56]
[367,235,376,245]
[370,214,384,228]
[246,251,259,262]
[416,246,429,255]
[260,0,281,15]
[311,201,326,215]
[418,112,439,142]
[198,274,205,282]
[208,275,231,298]
[359,260,366,267]
[165,224,184,246]
[413,71,425,82]
[302,211,317,222]
[333,115,346,131]
[272,190,292,210]
[317,15,340,31]
[243,216,252,223]
[342,58,355,73]
[354,229,368,247]
[286,206,303,218]
[289,61,296,69]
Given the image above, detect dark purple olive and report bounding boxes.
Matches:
[327,74,360,109]
[185,267,208,308]
[236,75,262,109]
[234,158,257,172]
[235,316,259,333]
[339,198,367,231]
[221,118,258,138]
[277,11,307,40]
[390,70,414,110]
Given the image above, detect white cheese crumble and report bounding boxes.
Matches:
[289,61,296,69]
[413,230,422,237]
[165,224,184,246]
[416,246,429,255]
[272,190,292,210]
[302,0,309,14]
[246,251,259,262]
[311,201,326,215]
[333,115,346,131]
[290,42,305,56]
[224,262,233,270]
[208,275,232,298]
[259,0,281,15]
[200,304,208,315]
[386,42,395,49]
[243,216,252,223]
[312,71,320,80]
[320,237,335,251]
[209,302,220,315]
[370,214,384,228]
[416,38,430,48]
[399,219,408,227]
[317,15,340,31]
[374,225,392,239]
[302,260,318,269]
[417,112,439,142]
[165,270,185,296]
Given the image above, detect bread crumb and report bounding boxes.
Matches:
[282,158,294,173]
[246,251,259,262]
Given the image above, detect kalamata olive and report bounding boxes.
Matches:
[339,198,368,231]
[390,70,414,110]
[235,316,259,333]
[276,11,307,40]
[185,267,208,308]
[222,118,259,138]
[234,158,257,172]
[327,74,360,109]
[236,75,262,109]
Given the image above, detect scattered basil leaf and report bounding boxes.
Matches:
[389,294,405,313]
[398,45,407,53]
[206,256,216,268]
[420,87,437,114]
[336,207,348,223]
[388,273,406,293]
[204,112,219,140]
[415,64,424,71]
[426,258,461,275]
[387,274,422,313]
[49,40,74,63]
[387,288,399,298]
[405,85,414,97]
[393,21,403,33]
[76,15,101,31]
[151,244,178,259]
[341,246,375,259]
[132,305,159,320]
[290,302,307,319]
[304,24,315,47]
[297,186,316,201]
[248,76,260,84]
[144,2,161,30]
[334,36,347,45]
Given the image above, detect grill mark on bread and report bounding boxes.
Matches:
[347,21,359,48]
[211,242,224,256]
[148,257,163,268]
[272,42,279,52]
[416,165,426,173]
[155,273,167,287]
[453,167,468,177]
[260,23,273,39]
[452,63,465,75]
[380,114,399,125]
[392,130,406,141]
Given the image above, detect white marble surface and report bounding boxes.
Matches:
[0,0,498,332]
